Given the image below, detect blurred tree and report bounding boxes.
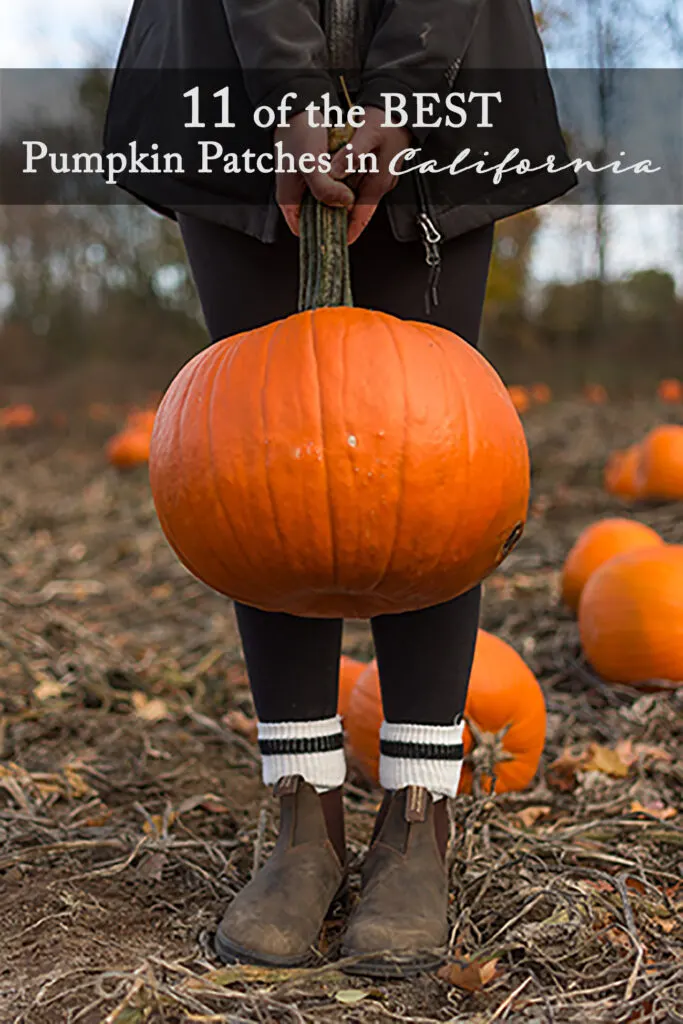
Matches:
[618,269,677,321]
[483,210,541,351]
[0,67,204,394]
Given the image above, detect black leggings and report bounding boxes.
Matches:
[178,205,493,727]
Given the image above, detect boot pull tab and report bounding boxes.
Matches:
[404,786,429,823]
[274,775,301,797]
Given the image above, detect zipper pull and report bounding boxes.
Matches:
[417,212,443,316]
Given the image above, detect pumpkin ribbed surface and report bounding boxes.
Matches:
[345,630,546,794]
[149,307,529,618]
[561,518,664,613]
[636,425,683,501]
[579,545,683,685]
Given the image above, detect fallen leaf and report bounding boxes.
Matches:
[606,927,632,952]
[176,792,230,816]
[632,744,673,764]
[582,879,614,895]
[182,965,302,990]
[582,744,630,778]
[630,801,677,820]
[653,917,676,934]
[615,738,636,765]
[105,1008,147,1024]
[131,692,169,722]
[84,809,113,827]
[546,750,583,791]
[334,990,368,1004]
[34,680,65,701]
[437,958,499,991]
[200,796,231,814]
[136,850,168,881]
[223,709,258,743]
[516,805,552,828]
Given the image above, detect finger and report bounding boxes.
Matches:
[329,125,380,179]
[347,201,379,245]
[305,170,355,209]
[276,173,306,236]
[353,171,396,209]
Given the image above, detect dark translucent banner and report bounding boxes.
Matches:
[0,69,680,208]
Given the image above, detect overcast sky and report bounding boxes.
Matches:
[1,0,680,288]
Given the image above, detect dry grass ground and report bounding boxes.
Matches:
[0,399,682,1024]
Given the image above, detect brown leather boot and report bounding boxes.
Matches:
[214,775,346,966]
[341,786,449,978]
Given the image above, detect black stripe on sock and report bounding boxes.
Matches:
[379,740,464,761]
[259,733,344,756]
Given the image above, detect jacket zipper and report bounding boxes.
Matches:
[415,174,443,316]
[412,1,491,313]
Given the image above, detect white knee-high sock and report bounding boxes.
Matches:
[257,716,346,792]
[378,718,465,800]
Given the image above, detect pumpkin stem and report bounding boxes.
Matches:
[465,716,515,796]
[298,126,354,312]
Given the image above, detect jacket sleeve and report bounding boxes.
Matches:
[357,0,489,138]
[220,0,337,115]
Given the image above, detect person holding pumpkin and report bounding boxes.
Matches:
[106,0,575,978]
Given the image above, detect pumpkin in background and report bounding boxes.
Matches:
[150,307,530,619]
[0,404,37,429]
[459,630,546,794]
[345,661,383,781]
[561,518,664,612]
[125,408,157,433]
[530,383,552,405]
[338,655,366,720]
[604,446,644,500]
[657,379,682,404]
[88,402,115,423]
[583,384,608,405]
[579,545,683,686]
[106,428,152,468]
[636,425,683,501]
[345,630,546,794]
[508,386,531,414]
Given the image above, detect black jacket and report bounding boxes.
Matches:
[104,0,578,244]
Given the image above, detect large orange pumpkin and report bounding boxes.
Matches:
[561,518,664,613]
[345,630,546,794]
[657,379,682,404]
[149,197,529,619]
[636,426,683,501]
[338,655,366,720]
[604,446,644,500]
[579,545,683,686]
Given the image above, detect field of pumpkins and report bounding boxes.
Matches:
[1,381,682,1023]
